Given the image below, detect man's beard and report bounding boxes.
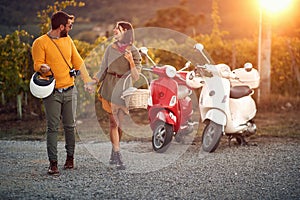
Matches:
[60,29,68,37]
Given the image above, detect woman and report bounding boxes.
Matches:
[93,21,141,170]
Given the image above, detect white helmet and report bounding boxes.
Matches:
[29,72,55,98]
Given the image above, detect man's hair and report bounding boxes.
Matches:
[117,21,134,45]
[51,11,74,30]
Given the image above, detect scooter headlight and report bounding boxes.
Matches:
[165,65,176,78]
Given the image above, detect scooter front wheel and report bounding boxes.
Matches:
[202,120,223,153]
[152,121,173,153]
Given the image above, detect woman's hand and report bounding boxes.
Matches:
[84,79,97,93]
[124,49,139,81]
[124,49,133,62]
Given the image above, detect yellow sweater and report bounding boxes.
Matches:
[32,34,92,89]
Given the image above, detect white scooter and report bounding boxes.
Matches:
[188,44,260,153]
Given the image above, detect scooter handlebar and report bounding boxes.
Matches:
[141,67,153,72]
[195,63,238,80]
[175,73,186,82]
[196,64,206,69]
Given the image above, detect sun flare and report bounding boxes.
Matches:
[260,0,292,13]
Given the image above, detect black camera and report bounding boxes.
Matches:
[69,69,81,77]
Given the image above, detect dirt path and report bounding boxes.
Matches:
[0,137,299,199]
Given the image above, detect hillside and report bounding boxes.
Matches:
[0,0,299,42]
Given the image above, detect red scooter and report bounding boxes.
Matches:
[139,47,198,153]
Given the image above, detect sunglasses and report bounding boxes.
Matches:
[65,23,73,29]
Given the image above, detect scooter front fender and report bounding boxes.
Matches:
[149,108,177,130]
[204,109,226,126]
[156,110,177,125]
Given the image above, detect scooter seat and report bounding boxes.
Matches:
[230,85,252,99]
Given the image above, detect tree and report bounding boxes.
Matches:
[194,0,229,64]
[0,30,33,119]
[144,4,204,35]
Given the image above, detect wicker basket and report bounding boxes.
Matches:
[121,73,150,110]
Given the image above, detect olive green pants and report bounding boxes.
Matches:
[43,87,77,161]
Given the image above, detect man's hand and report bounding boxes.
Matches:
[84,80,97,94]
[40,64,50,74]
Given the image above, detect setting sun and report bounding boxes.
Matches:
[260,0,292,13]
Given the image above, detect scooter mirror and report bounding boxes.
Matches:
[194,43,211,64]
[194,43,204,52]
[139,47,148,55]
[179,61,191,72]
[185,61,191,69]
[244,62,253,72]
[139,47,156,66]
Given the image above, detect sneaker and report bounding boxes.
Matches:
[48,161,59,175]
[115,151,126,170]
[64,156,74,169]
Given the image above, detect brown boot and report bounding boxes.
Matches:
[109,149,117,165]
[64,155,74,169]
[115,151,126,170]
[48,160,59,175]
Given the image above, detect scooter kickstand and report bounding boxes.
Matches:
[228,135,234,147]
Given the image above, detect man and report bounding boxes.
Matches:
[31,11,93,175]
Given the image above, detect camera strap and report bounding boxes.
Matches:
[47,34,73,70]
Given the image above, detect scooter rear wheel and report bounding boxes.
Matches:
[152,121,173,153]
[202,120,223,153]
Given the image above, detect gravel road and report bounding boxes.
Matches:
[0,137,299,199]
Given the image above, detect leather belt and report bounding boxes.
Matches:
[107,72,125,78]
[55,85,74,93]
